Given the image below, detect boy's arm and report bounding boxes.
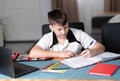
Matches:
[80,41,105,58]
[29,45,75,59]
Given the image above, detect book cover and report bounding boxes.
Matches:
[88,63,119,76]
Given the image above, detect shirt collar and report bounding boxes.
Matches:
[50,29,80,48]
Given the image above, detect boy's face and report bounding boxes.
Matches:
[50,23,69,39]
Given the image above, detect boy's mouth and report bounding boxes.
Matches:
[60,35,66,38]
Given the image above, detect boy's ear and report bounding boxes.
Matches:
[49,25,53,31]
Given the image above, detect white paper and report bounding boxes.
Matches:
[60,52,120,69]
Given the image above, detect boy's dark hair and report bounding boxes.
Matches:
[48,9,68,26]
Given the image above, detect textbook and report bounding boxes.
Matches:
[60,52,120,69]
[88,63,119,76]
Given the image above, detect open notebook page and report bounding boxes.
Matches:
[60,52,120,69]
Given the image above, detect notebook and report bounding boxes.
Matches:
[88,63,119,76]
[60,52,120,69]
[0,47,38,78]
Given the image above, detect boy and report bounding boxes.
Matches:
[29,9,105,60]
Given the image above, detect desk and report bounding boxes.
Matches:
[0,60,120,80]
[0,79,119,81]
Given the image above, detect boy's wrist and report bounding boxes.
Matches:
[57,52,60,57]
[89,49,96,57]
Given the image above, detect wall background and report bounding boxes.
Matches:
[0,0,105,41]
[77,0,104,34]
[0,0,113,53]
[1,0,51,41]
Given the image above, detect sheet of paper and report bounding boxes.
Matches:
[60,52,120,69]
[92,52,120,62]
[60,56,101,69]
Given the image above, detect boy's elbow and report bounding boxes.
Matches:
[28,45,40,58]
[102,45,106,52]
[29,51,36,58]
[101,44,105,51]
[99,44,106,54]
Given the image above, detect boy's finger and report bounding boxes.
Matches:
[80,50,87,56]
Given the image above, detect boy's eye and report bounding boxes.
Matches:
[57,29,62,31]
[64,26,68,30]
[64,27,67,29]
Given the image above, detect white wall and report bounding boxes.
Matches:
[2,0,51,41]
[77,0,104,34]
[0,0,5,17]
[1,0,104,41]
[0,0,6,46]
[0,25,3,46]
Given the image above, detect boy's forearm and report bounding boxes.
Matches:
[29,46,59,58]
[90,44,105,57]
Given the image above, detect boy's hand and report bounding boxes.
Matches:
[80,49,93,58]
[38,57,53,60]
[58,51,75,58]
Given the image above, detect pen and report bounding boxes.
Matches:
[42,69,67,74]
[39,63,54,70]
[48,62,62,70]
[80,40,94,56]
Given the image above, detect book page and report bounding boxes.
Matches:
[93,52,120,62]
[60,52,120,69]
[60,56,102,69]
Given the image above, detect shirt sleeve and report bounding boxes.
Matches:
[78,30,96,49]
[36,33,52,50]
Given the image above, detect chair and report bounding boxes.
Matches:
[42,22,84,35]
[102,23,120,53]
[92,15,114,28]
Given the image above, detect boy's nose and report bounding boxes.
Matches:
[61,29,66,34]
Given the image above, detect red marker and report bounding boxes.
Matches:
[12,52,19,60]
